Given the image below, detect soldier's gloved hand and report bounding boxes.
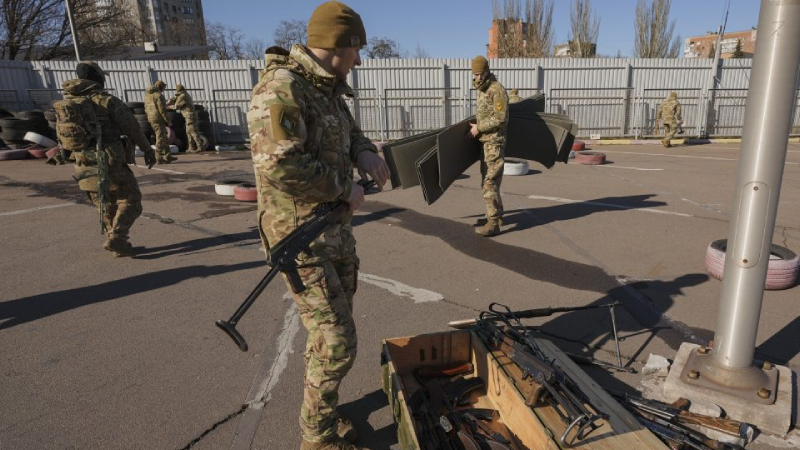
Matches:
[144,151,157,168]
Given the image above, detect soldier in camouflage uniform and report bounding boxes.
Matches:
[64,62,156,256]
[469,56,509,237]
[656,92,682,148]
[508,88,521,104]
[171,84,203,153]
[145,80,175,163]
[246,2,389,449]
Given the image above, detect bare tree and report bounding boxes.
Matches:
[411,43,431,59]
[364,36,401,59]
[243,37,267,60]
[0,0,139,60]
[205,21,245,60]
[569,0,599,57]
[492,0,554,58]
[273,19,306,50]
[634,0,681,58]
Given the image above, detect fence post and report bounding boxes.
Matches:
[623,64,633,136]
[441,64,449,127]
[382,89,390,141]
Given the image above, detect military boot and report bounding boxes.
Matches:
[474,217,503,227]
[337,418,357,443]
[300,435,368,450]
[475,219,501,237]
[103,238,135,257]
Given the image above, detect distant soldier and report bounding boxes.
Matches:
[509,88,521,104]
[170,84,203,153]
[656,92,682,148]
[144,80,175,163]
[54,61,156,256]
[469,55,508,237]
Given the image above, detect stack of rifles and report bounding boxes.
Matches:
[382,94,577,205]
[407,303,750,450]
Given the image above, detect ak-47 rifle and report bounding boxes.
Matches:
[95,123,110,235]
[617,394,749,439]
[470,304,608,447]
[216,180,374,352]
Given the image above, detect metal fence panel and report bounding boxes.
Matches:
[344,88,382,139]
[382,88,460,139]
[211,89,251,144]
[706,89,748,137]
[548,88,634,137]
[0,90,23,111]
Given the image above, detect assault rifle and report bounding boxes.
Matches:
[216,181,374,352]
[96,123,110,235]
[470,304,609,447]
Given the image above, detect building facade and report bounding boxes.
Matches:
[684,28,756,59]
[124,0,207,48]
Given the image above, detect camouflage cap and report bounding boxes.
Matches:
[176,83,185,91]
[307,1,367,49]
[154,80,166,89]
[669,92,678,99]
[510,88,519,95]
[472,56,489,74]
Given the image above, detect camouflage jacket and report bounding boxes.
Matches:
[62,79,152,190]
[657,98,682,123]
[475,75,509,144]
[145,86,169,123]
[173,91,197,122]
[247,44,377,264]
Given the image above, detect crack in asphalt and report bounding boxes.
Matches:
[176,404,247,450]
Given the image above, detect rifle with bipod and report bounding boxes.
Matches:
[469,303,609,447]
[95,123,110,235]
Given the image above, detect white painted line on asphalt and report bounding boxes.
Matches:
[229,301,300,450]
[594,165,664,171]
[599,150,800,165]
[131,165,186,175]
[359,272,445,303]
[0,202,76,217]
[527,195,692,217]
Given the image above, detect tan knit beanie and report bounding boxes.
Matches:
[307,1,367,49]
[472,56,489,74]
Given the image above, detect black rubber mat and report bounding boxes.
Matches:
[415,146,445,205]
[436,118,481,191]
[382,129,441,189]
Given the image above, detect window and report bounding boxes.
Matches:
[173,5,177,13]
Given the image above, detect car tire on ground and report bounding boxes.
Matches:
[575,151,606,165]
[214,179,250,196]
[503,158,529,176]
[234,183,258,202]
[704,239,799,290]
[24,131,57,148]
[572,141,586,151]
[0,149,30,160]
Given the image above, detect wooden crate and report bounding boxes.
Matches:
[380,330,669,450]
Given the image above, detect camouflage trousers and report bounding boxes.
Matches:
[480,141,505,221]
[185,119,203,153]
[662,120,678,145]
[87,166,143,242]
[150,118,170,160]
[283,257,359,443]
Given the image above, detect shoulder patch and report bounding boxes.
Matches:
[494,100,505,112]
[269,104,300,141]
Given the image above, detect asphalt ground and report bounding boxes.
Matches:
[1,142,799,450]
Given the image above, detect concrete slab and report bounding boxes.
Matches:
[663,342,793,436]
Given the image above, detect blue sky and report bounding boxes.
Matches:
[203,0,761,58]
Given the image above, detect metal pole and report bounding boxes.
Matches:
[65,0,82,61]
[712,0,800,370]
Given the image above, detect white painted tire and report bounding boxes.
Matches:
[705,239,799,290]
[504,159,529,176]
[169,145,179,154]
[24,132,57,148]
[215,179,250,196]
